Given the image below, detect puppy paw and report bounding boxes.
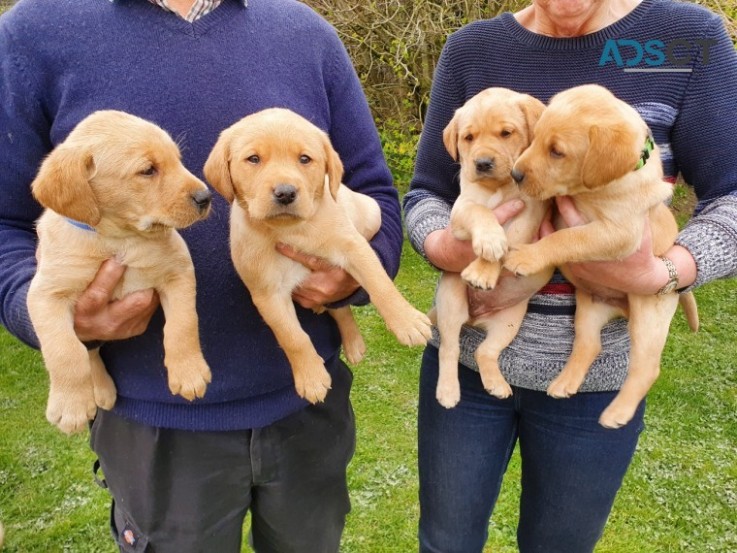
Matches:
[342,335,367,365]
[93,379,117,411]
[599,399,637,429]
[546,372,584,399]
[294,364,332,404]
[480,372,512,399]
[461,258,501,290]
[503,246,544,277]
[472,229,507,261]
[91,366,117,410]
[436,380,461,408]
[46,387,97,434]
[386,307,433,347]
[167,355,212,401]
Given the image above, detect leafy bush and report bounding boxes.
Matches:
[379,120,419,196]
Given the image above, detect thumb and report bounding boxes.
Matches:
[555,196,586,227]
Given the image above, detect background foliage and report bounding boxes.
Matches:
[304,0,737,132]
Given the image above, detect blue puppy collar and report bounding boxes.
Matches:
[65,218,96,232]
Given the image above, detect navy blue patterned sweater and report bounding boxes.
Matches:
[0,0,399,430]
[404,0,737,391]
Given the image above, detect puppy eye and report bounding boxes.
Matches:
[500,129,514,138]
[247,155,260,164]
[550,146,565,159]
[464,134,474,142]
[299,155,312,165]
[139,165,157,177]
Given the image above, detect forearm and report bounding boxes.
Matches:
[0,263,39,349]
[675,195,737,290]
[403,192,452,266]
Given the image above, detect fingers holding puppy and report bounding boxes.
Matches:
[276,243,360,309]
[73,258,160,342]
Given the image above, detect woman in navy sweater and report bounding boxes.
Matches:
[404,0,737,551]
[0,0,401,551]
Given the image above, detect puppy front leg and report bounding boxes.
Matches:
[340,237,432,347]
[451,197,507,261]
[27,294,97,434]
[599,293,679,429]
[158,273,211,401]
[504,222,631,276]
[252,292,332,403]
[452,198,506,289]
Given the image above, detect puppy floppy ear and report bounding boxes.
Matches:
[324,135,344,200]
[31,144,101,225]
[518,95,546,140]
[203,130,235,203]
[442,113,460,161]
[581,124,641,188]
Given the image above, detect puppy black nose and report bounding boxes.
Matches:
[273,184,297,205]
[192,189,212,212]
[475,157,494,173]
[511,168,525,184]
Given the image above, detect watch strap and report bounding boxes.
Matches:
[656,255,679,295]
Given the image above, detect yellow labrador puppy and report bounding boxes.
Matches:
[434,88,552,407]
[27,110,212,434]
[204,108,432,403]
[506,84,698,428]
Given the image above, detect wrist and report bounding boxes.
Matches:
[425,228,472,272]
[655,255,679,295]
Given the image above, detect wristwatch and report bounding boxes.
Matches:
[656,256,679,295]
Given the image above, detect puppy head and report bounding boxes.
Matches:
[512,84,651,199]
[204,108,343,226]
[443,88,545,190]
[31,110,211,233]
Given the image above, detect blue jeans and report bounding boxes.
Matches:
[418,346,644,553]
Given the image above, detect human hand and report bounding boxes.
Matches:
[73,259,160,342]
[467,270,548,317]
[554,196,670,296]
[275,244,360,309]
[424,199,526,272]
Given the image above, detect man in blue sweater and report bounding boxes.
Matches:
[0,0,402,551]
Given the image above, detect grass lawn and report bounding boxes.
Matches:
[0,240,735,552]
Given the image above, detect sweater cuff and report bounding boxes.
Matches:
[675,195,737,291]
[403,196,451,266]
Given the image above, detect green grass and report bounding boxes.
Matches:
[1,243,735,552]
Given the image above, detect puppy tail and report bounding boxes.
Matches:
[679,292,699,333]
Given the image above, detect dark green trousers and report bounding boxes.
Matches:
[90,358,355,553]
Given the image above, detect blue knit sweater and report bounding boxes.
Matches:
[0,0,400,430]
[404,0,737,392]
